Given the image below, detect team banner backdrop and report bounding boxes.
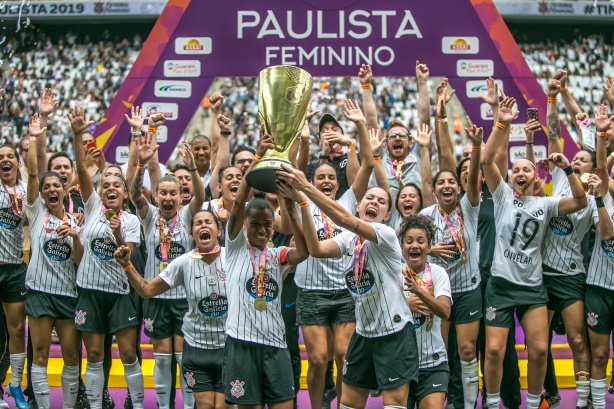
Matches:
[95,0,575,165]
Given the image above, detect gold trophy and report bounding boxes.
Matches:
[246,66,313,193]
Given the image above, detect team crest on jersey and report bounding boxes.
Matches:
[485,307,496,321]
[230,380,245,398]
[268,254,279,268]
[587,312,599,327]
[144,318,154,332]
[216,268,226,281]
[74,310,87,325]
[184,372,195,388]
[342,360,348,375]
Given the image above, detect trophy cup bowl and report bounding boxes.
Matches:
[245,66,313,193]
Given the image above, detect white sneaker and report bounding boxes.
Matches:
[0,396,9,409]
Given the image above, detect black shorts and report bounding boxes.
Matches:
[25,290,77,320]
[450,287,483,324]
[296,289,355,327]
[73,288,139,334]
[484,277,548,328]
[0,262,27,303]
[585,285,614,335]
[143,298,188,339]
[182,341,224,393]
[223,337,295,405]
[342,323,419,391]
[407,364,449,408]
[543,272,585,313]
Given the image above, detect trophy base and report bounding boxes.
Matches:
[246,158,295,193]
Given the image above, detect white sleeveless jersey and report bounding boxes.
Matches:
[404,263,451,369]
[587,193,614,291]
[160,248,227,349]
[490,179,560,286]
[333,223,412,337]
[0,180,26,264]
[25,195,79,298]
[141,203,193,299]
[420,194,481,293]
[294,188,356,291]
[542,167,594,276]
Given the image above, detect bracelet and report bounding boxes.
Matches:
[123,263,133,272]
[348,145,356,151]
[254,155,262,162]
[131,131,141,137]
[361,84,371,89]
[548,97,557,103]
[495,122,506,129]
[472,145,482,151]
[596,197,605,208]
[373,156,381,162]
[599,132,608,137]
[320,155,330,160]
[560,87,567,92]
[220,130,232,136]
[187,167,197,172]
[437,118,448,124]
[299,201,309,208]
[29,136,37,140]
[137,163,145,168]
[526,142,534,146]
[563,166,574,176]
[147,127,157,134]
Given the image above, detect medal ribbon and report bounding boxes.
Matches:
[438,205,466,259]
[513,175,537,198]
[248,244,267,298]
[43,212,71,234]
[158,212,178,263]
[353,236,367,291]
[194,244,221,257]
[2,182,23,217]
[406,263,434,295]
[216,199,224,211]
[390,160,404,182]
[320,210,336,239]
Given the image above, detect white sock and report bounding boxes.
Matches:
[61,365,80,409]
[174,352,194,409]
[9,352,26,387]
[460,358,479,409]
[591,378,607,409]
[123,359,144,409]
[525,392,541,409]
[153,353,172,409]
[486,392,500,408]
[85,361,104,409]
[31,364,50,409]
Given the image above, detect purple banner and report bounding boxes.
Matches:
[96,0,574,165]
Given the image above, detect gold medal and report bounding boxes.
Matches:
[190,253,202,259]
[105,210,116,221]
[159,262,168,271]
[266,241,275,248]
[254,297,267,311]
[425,315,433,331]
[461,253,467,264]
[580,173,590,184]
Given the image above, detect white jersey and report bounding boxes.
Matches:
[491,179,560,286]
[542,167,594,276]
[141,203,193,299]
[76,192,141,294]
[420,194,481,293]
[333,223,412,337]
[379,147,422,201]
[386,206,404,232]
[0,180,26,264]
[225,225,290,348]
[25,195,79,298]
[160,248,228,349]
[294,189,356,290]
[404,263,451,369]
[587,193,614,291]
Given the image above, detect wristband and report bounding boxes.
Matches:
[29,136,37,140]
[254,155,262,162]
[472,145,482,151]
[220,130,232,136]
[548,97,557,103]
[596,197,605,208]
[437,118,448,124]
[361,84,371,89]
[123,263,134,272]
[320,155,330,160]
[147,127,157,134]
[187,167,197,172]
[348,145,356,151]
[599,132,608,137]
[131,131,141,137]
[563,166,574,176]
[495,122,506,129]
[526,142,534,146]
[299,201,309,208]
[373,156,381,162]
[560,87,567,92]
[137,163,145,168]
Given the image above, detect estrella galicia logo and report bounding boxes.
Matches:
[317,227,342,241]
[91,237,117,261]
[601,238,614,259]
[43,238,72,262]
[442,243,461,264]
[345,269,375,295]
[548,216,574,236]
[198,293,228,317]
[0,208,21,230]
[154,242,185,261]
[245,273,280,302]
[412,311,427,329]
